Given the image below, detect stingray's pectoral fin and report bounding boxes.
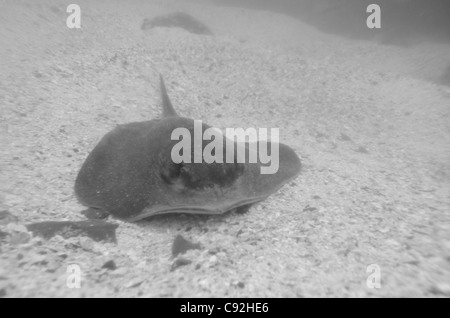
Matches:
[246,141,301,195]
[81,207,110,220]
[159,74,178,118]
[234,203,253,214]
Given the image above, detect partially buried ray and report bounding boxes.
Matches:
[74,76,301,221]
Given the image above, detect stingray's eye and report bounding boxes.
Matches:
[216,161,244,187]
[160,161,183,185]
[180,165,200,184]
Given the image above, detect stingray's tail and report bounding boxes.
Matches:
[160,74,178,117]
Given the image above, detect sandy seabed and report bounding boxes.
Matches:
[0,0,449,297]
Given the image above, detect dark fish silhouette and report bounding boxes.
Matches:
[141,12,213,36]
[74,76,301,221]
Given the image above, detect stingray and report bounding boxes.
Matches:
[75,76,301,222]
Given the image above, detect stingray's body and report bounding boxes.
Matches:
[75,76,301,221]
